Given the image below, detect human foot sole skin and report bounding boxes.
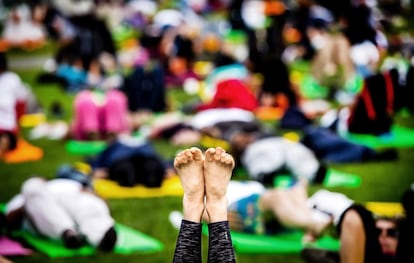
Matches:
[174,147,205,222]
[204,147,235,223]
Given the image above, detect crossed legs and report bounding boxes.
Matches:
[173,147,236,263]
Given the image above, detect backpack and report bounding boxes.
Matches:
[348,69,399,135]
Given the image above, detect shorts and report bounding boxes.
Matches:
[228,193,264,234]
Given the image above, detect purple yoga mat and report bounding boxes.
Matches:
[0,236,32,256]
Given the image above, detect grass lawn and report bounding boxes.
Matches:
[1,48,413,263]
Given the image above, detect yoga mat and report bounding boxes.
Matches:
[323,169,362,188]
[93,175,183,199]
[199,135,230,152]
[230,231,339,254]
[0,236,32,256]
[344,125,414,148]
[12,223,163,258]
[202,226,339,254]
[19,113,46,128]
[0,204,163,257]
[65,140,107,155]
[365,202,404,217]
[274,169,362,188]
[255,106,284,121]
[3,138,44,163]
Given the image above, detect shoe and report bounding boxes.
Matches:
[98,226,117,251]
[29,123,49,140]
[47,121,69,140]
[62,230,86,249]
[169,211,183,230]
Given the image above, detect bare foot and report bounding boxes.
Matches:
[174,147,205,223]
[204,147,235,223]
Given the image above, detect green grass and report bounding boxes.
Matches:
[1,51,413,263]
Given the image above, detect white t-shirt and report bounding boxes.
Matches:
[350,41,380,67]
[307,189,354,226]
[226,180,266,207]
[0,71,28,131]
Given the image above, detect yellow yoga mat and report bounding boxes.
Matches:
[93,175,183,199]
[365,202,404,217]
[199,135,230,151]
[19,113,46,128]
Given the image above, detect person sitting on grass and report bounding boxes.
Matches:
[0,52,29,159]
[70,83,131,142]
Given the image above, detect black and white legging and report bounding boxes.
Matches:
[173,220,236,263]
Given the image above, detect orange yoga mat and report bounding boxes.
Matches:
[3,138,44,163]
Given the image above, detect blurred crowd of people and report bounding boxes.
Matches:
[1,0,414,262]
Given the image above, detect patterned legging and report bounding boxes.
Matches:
[173,220,236,263]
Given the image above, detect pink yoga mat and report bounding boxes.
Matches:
[0,236,32,256]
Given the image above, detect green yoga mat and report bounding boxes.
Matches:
[231,230,339,254]
[0,205,163,257]
[202,226,339,254]
[11,223,163,258]
[344,125,414,149]
[323,169,362,188]
[274,168,362,188]
[65,140,107,155]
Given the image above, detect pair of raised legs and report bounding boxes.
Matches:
[174,146,234,223]
[173,147,236,263]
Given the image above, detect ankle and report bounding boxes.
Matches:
[205,198,228,223]
[183,196,205,223]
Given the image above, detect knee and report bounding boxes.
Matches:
[261,189,283,204]
[105,93,128,111]
[74,92,95,109]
